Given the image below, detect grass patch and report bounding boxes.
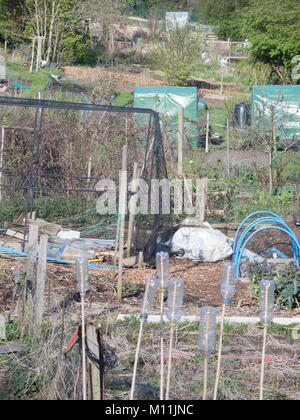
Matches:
[113,91,134,107]
[6,61,61,96]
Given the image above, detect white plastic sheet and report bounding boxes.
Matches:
[171,225,233,262]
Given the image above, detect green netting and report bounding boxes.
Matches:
[134,86,199,145]
[251,85,300,140]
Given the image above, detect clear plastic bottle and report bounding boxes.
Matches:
[166,279,184,323]
[140,277,159,319]
[221,262,237,304]
[198,306,217,358]
[76,256,89,294]
[259,280,275,325]
[156,251,169,289]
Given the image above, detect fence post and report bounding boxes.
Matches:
[220,70,224,96]
[33,233,48,339]
[86,324,101,400]
[0,126,5,201]
[200,177,208,223]
[117,145,127,300]
[23,221,39,332]
[127,162,138,258]
[205,112,210,153]
[227,118,230,176]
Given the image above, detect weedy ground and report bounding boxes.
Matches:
[1,315,299,400]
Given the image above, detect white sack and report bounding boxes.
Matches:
[171,225,233,262]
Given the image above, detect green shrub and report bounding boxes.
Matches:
[248,261,300,310]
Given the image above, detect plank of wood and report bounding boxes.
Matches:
[0,342,25,354]
[86,324,100,400]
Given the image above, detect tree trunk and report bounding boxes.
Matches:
[268,143,273,195]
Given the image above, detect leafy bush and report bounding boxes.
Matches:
[248,261,300,310]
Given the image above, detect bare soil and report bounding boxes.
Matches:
[0,222,299,321]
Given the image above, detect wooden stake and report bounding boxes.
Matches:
[199,177,208,224]
[96,324,105,400]
[203,357,208,400]
[117,145,127,300]
[81,295,87,400]
[260,325,267,400]
[159,258,166,400]
[138,251,143,269]
[220,70,224,96]
[87,156,92,185]
[23,221,39,326]
[86,324,101,400]
[226,118,230,176]
[130,317,145,400]
[126,162,138,258]
[213,303,226,400]
[33,233,48,339]
[205,112,210,154]
[0,126,5,201]
[165,324,174,400]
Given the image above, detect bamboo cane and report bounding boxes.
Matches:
[260,324,268,400]
[165,324,174,400]
[81,290,87,401]
[130,317,145,400]
[159,258,165,400]
[213,302,226,400]
[203,357,208,401]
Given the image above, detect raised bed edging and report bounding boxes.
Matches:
[117,314,300,326]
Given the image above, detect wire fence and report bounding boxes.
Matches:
[0,96,170,257]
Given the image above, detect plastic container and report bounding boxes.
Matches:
[166,279,184,323]
[221,262,237,304]
[234,102,251,129]
[198,306,217,358]
[156,251,169,288]
[76,256,89,294]
[259,280,275,325]
[140,277,159,319]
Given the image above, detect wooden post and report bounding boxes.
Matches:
[220,70,224,96]
[205,112,209,153]
[33,233,48,339]
[228,38,231,63]
[213,303,226,400]
[4,40,7,52]
[117,145,127,300]
[226,118,230,176]
[260,325,268,400]
[138,251,143,269]
[96,324,105,400]
[87,156,92,185]
[199,177,208,224]
[23,221,39,329]
[86,324,101,400]
[126,162,138,258]
[0,126,5,201]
